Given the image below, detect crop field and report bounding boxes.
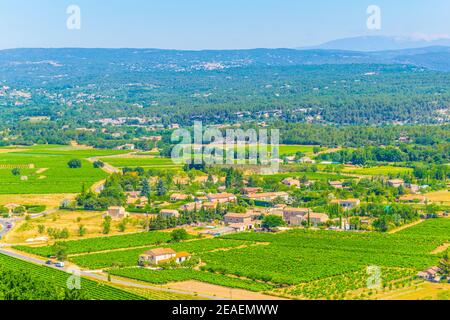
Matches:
[110,268,275,292]
[14,231,173,256]
[260,171,351,180]
[99,156,183,171]
[279,267,418,300]
[342,165,413,176]
[12,217,450,298]
[278,145,320,156]
[396,217,450,238]
[68,238,253,269]
[199,219,449,287]
[0,253,145,300]
[4,210,147,244]
[0,145,127,194]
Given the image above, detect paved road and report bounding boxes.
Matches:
[0,248,223,300]
[0,219,11,239]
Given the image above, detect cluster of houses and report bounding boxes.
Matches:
[417,266,448,283]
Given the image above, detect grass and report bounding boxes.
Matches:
[99,156,183,171]
[0,145,128,194]
[342,165,413,176]
[260,171,350,180]
[13,231,173,257]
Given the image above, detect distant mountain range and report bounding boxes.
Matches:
[302,35,450,52]
[2,45,450,75]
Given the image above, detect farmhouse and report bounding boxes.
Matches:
[282,178,301,188]
[115,144,135,150]
[224,212,253,224]
[160,209,180,218]
[406,183,420,194]
[179,202,202,212]
[308,213,329,225]
[282,207,311,222]
[241,187,263,194]
[329,181,343,189]
[207,193,237,204]
[107,206,128,219]
[170,193,189,201]
[126,192,148,206]
[299,157,315,164]
[138,248,191,266]
[417,266,443,283]
[202,201,218,210]
[229,222,255,232]
[245,192,289,202]
[331,199,361,210]
[387,179,405,188]
[289,212,329,226]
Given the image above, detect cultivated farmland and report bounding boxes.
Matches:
[0,253,145,300]
[0,145,128,194]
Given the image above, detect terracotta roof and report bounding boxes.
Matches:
[208,193,236,199]
[225,212,253,219]
[144,248,176,256]
[176,252,191,258]
[283,207,310,213]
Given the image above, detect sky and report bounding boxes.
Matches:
[0,0,450,50]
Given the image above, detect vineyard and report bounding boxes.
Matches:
[109,268,275,292]
[0,145,129,194]
[0,253,145,300]
[14,231,173,257]
[69,238,253,269]
[12,218,450,298]
[278,267,418,300]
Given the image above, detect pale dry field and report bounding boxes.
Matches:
[3,210,146,244]
[374,281,450,300]
[423,190,450,205]
[164,280,285,300]
[0,193,76,208]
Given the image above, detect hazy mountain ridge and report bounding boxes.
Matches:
[2,46,450,75]
[305,35,450,52]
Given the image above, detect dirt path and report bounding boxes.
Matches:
[432,243,450,254]
[388,220,424,234]
[164,280,285,300]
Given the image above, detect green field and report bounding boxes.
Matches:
[342,165,413,176]
[14,231,173,257]
[110,268,275,292]
[13,219,450,297]
[0,145,128,194]
[0,253,145,300]
[68,238,252,269]
[260,171,350,180]
[99,156,182,171]
[278,145,319,156]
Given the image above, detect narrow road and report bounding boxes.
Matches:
[0,219,12,240]
[0,248,223,300]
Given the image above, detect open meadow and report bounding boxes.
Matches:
[0,145,128,194]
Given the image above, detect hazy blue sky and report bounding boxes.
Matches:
[1,0,450,49]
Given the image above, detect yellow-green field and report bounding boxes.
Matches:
[0,145,128,194]
[342,165,413,176]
